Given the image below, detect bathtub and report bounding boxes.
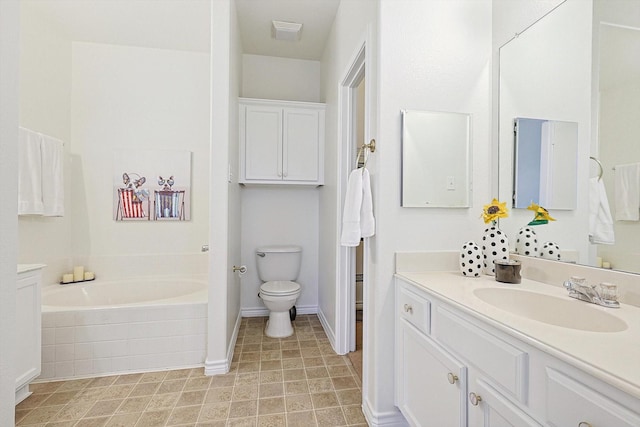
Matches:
[38,277,207,381]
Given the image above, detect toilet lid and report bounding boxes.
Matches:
[260,280,300,295]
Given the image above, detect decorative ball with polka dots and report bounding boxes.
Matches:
[515,227,538,256]
[540,242,561,260]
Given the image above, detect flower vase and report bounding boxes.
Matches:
[514,227,538,257]
[482,225,509,275]
[459,241,482,277]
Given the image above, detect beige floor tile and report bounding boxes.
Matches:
[324,355,348,366]
[311,391,339,409]
[117,395,153,414]
[233,385,258,401]
[158,378,187,394]
[185,376,212,391]
[257,397,284,416]
[305,367,329,379]
[238,362,260,373]
[260,342,280,351]
[235,373,260,386]
[335,389,362,406]
[229,400,258,418]
[56,378,92,392]
[165,368,193,380]
[240,352,261,362]
[327,365,352,378]
[114,373,143,385]
[198,402,230,422]
[40,391,80,406]
[140,371,168,383]
[343,404,367,424]
[51,401,93,421]
[281,358,304,370]
[314,407,347,426]
[16,393,50,410]
[280,341,299,350]
[30,382,64,395]
[85,399,124,418]
[176,390,207,407]
[105,412,142,427]
[227,416,257,426]
[166,404,202,425]
[204,387,233,404]
[100,384,135,400]
[88,376,118,389]
[258,383,283,398]
[281,349,301,359]
[74,416,110,427]
[259,371,282,384]
[259,360,282,371]
[129,382,160,397]
[331,376,358,391]
[18,404,64,425]
[134,409,171,426]
[282,369,305,382]
[257,413,285,427]
[285,394,313,412]
[303,357,325,367]
[307,378,334,393]
[284,380,309,396]
[45,420,76,427]
[75,387,109,402]
[286,410,317,426]
[14,409,31,424]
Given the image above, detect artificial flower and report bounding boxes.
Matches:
[527,202,556,226]
[482,198,508,224]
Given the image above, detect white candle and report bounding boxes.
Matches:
[73,266,84,282]
[62,273,74,284]
[602,261,611,269]
[84,271,95,281]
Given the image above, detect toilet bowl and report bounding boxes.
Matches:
[256,246,302,338]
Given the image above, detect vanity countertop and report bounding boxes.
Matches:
[17,264,46,274]
[396,271,640,400]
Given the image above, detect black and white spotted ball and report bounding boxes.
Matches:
[540,241,561,260]
[515,227,538,256]
[459,241,482,277]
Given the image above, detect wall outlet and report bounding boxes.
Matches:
[446,176,455,190]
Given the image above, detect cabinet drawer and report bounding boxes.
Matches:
[434,306,528,403]
[546,368,640,427]
[398,287,431,335]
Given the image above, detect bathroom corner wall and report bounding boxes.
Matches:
[239,55,322,315]
[18,2,74,285]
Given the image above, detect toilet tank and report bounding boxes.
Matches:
[256,245,302,282]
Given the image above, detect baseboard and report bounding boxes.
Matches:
[205,310,242,376]
[316,307,337,351]
[362,398,408,426]
[241,304,318,317]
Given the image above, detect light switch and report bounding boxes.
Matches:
[446,176,455,190]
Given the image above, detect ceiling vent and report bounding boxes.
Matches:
[271,20,303,42]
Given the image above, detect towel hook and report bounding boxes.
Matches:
[590,156,603,181]
[355,139,376,169]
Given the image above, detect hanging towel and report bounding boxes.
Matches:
[360,168,375,238]
[41,134,65,216]
[18,128,44,215]
[589,177,615,245]
[614,163,640,221]
[341,168,375,246]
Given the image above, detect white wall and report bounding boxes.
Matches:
[70,41,211,278]
[497,0,593,263]
[0,1,19,423]
[239,55,322,314]
[18,1,73,286]
[242,54,321,102]
[371,0,492,419]
[240,187,319,314]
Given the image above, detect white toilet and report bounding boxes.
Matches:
[256,245,302,338]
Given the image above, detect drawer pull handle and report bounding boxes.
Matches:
[578,423,592,427]
[447,372,458,384]
[403,304,413,314]
[469,392,482,406]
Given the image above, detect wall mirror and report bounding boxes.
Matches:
[513,117,578,210]
[401,110,471,208]
[498,0,640,275]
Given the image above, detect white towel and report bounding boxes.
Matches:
[18,128,44,215]
[589,177,614,245]
[614,163,640,221]
[341,168,375,246]
[41,134,65,216]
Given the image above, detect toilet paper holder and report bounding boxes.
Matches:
[232,265,247,274]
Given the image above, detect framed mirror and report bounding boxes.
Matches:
[401,110,471,208]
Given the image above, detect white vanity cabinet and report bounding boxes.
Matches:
[15,264,45,404]
[239,98,325,185]
[395,276,640,427]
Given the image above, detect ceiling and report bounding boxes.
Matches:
[23,0,340,60]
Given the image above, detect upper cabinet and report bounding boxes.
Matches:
[239,98,325,185]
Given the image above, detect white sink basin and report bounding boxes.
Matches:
[473,287,628,333]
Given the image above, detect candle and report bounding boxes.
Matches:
[73,266,84,282]
[595,257,603,268]
[84,271,95,281]
[62,273,74,284]
[602,261,611,269]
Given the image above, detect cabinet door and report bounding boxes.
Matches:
[15,272,41,393]
[397,320,467,427]
[468,379,541,427]
[244,105,283,181]
[546,368,640,427]
[283,108,320,182]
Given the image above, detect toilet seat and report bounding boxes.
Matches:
[260,280,301,297]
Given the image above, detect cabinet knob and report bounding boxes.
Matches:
[578,423,592,427]
[447,372,458,384]
[403,304,413,314]
[469,392,482,406]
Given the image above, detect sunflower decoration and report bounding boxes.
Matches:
[526,202,556,226]
[482,198,509,224]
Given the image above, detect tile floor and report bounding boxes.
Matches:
[15,315,367,426]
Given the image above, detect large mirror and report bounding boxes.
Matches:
[498,0,640,274]
[401,110,471,208]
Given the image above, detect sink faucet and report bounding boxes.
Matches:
[563,276,620,308]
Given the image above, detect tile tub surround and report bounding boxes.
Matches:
[39,303,207,381]
[16,315,366,426]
